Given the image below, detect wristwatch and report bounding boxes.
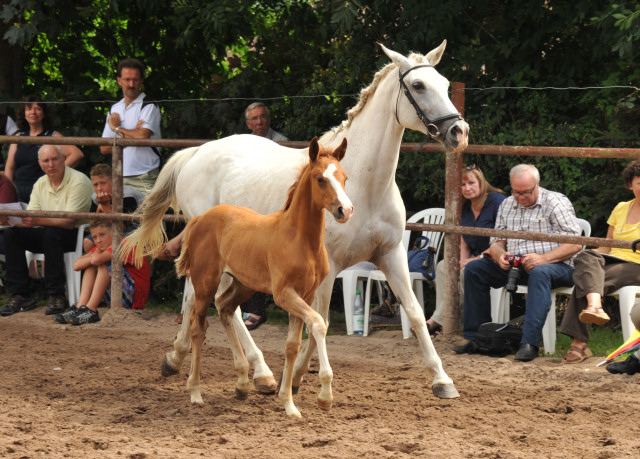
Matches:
[115,126,123,137]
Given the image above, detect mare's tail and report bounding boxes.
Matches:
[174,215,201,278]
[119,146,200,267]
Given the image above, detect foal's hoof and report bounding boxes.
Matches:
[317,398,332,411]
[432,383,460,399]
[161,357,179,377]
[254,376,277,394]
[235,388,249,400]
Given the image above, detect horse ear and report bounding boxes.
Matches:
[379,43,411,73]
[333,138,347,162]
[308,137,319,162]
[425,39,447,66]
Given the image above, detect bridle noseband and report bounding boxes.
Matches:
[395,64,463,141]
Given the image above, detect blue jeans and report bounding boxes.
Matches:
[463,257,574,347]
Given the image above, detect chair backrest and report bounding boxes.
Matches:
[576,218,591,247]
[402,208,446,260]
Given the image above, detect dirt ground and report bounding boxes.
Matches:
[1,307,638,459]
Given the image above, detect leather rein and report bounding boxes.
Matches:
[395,64,463,141]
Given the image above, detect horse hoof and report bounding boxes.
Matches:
[161,357,179,377]
[235,388,249,400]
[317,398,332,411]
[254,376,277,394]
[433,383,460,399]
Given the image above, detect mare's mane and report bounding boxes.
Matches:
[326,50,428,138]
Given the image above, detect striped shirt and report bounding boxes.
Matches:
[490,187,581,265]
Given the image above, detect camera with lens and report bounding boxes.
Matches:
[505,255,523,293]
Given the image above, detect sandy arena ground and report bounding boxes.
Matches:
[0,307,638,458]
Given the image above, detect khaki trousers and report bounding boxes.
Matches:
[559,250,640,342]
[123,168,159,197]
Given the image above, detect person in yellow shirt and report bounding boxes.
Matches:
[0,145,92,316]
[560,160,640,364]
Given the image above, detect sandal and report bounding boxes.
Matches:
[562,344,593,364]
[244,314,266,331]
[579,305,610,326]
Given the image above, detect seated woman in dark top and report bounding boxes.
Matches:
[4,96,83,203]
[426,164,506,336]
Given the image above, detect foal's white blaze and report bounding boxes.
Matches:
[323,163,353,222]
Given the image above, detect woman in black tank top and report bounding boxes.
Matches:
[4,96,84,203]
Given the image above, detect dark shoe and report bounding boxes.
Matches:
[0,294,37,316]
[45,295,69,315]
[453,340,479,354]
[606,354,640,375]
[71,306,100,325]
[244,313,266,331]
[53,305,79,324]
[515,343,539,362]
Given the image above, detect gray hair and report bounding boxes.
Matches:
[509,164,540,184]
[245,102,270,120]
[37,144,64,161]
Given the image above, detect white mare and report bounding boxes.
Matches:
[124,42,468,400]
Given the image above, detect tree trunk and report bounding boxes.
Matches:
[0,19,22,104]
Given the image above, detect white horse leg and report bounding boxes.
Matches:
[232,307,277,393]
[162,278,194,377]
[379,245,459,399]
[279,315,305,418]
[291,279,333,391]
[186,298,209,405]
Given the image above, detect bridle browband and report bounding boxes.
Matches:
[395,64,463,141]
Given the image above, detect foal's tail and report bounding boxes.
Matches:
[174,215,200,278]
[119,146,200,267]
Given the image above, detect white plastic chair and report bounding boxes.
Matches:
[336,262,377,335]
[490,218,591,354]
[362,208,446,338]
[25,223,88,307]
[608,286,640,341]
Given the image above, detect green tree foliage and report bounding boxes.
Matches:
[1,0,639,232]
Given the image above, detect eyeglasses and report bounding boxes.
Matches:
[512,184,538,198]
[247,114,269,122]
[464,164,479,171]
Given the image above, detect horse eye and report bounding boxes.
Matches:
[412,81,425,91]
[317,177,325,184]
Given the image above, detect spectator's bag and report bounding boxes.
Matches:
[407,236,437,280]
[475,322,523,357]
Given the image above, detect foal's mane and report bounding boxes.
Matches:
[326,50,427,138]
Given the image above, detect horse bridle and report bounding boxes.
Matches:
[395,64,463,141]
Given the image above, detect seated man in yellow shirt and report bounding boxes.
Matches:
[0,144,93,316]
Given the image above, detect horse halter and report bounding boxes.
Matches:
[395,64,463,141]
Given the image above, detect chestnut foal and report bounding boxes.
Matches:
[175,137,352,417]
